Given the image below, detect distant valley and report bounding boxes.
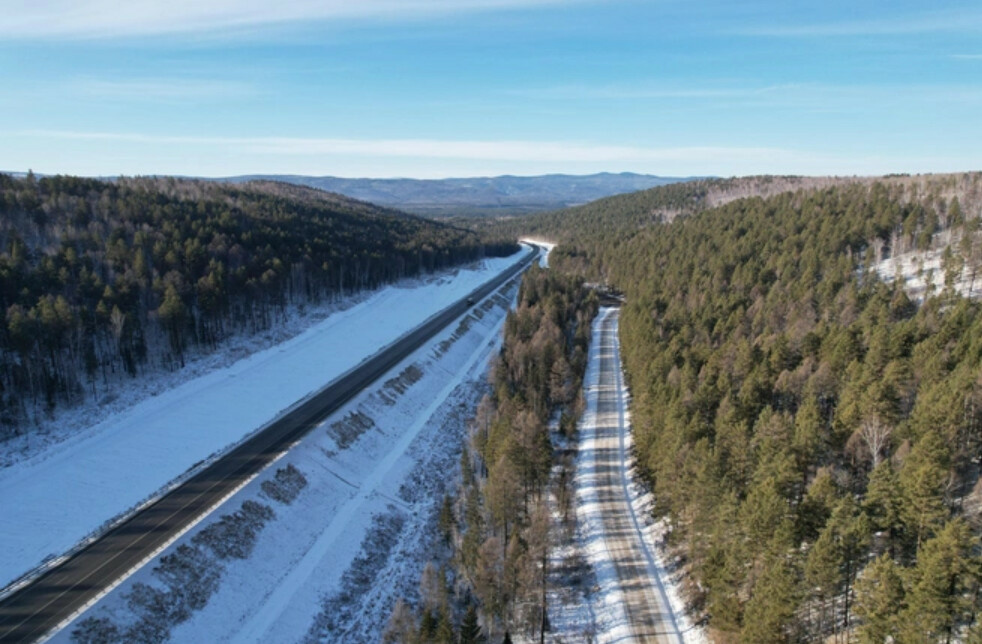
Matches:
[218,172,693,217]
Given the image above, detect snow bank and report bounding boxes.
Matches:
[0,249,525,592]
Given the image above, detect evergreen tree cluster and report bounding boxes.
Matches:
[391,265,597,642]
[507,175,982,641]
[0,173,517,435]
[485,172,982,284]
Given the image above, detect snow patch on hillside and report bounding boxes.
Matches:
[0,249,525,592]
[873,246,982,301]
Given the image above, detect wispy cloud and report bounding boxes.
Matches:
[1,0,568,39]
[737,8,982,37]
[508,84,766,101]
[14,129,790,164]
[508,82,982,111]
[70,78,260,101]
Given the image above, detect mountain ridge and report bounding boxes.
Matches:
[217,172,697,217]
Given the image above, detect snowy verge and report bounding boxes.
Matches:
[519,237,555,267]
[0,249,525,592]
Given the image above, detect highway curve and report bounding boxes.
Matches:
[593,308,682,643]
[0,246,539,643]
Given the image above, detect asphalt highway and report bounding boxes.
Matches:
[0,246,538,643]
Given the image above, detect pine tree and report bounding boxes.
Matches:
[461,446,476,488]
[702,538,744,633]
[828,497,872,633]
[864,459,904,556]
[460,603,483,644]
[899,519,979,643]
[740,550,799,643]
[419,610,438,641]
[949,197,964,227]
[438,494,456,546]
[792,395,825,478]
[805,524,841,639]
[383,598,418,644]
[797,467,839,542]
[158,283,187,366]
[899,431,951,553]
[853,554,905,644]
[434,605,454,644]
[462,487,485,572]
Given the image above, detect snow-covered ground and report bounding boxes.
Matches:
[0,249,526,593]
[53,272,522,643]
[873,246,982,301]
[519,237,555,267]
[546,307,705,644]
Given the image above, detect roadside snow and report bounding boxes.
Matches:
[519,238,555,267]
[52,274,521,644]
[0,249,526,592]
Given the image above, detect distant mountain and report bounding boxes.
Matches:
[218,172,694,217]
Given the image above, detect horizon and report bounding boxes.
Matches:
[2,1,981,178]
[6,169,978,183]
[2,169,696,181]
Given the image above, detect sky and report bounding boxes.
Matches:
[1,0,980,178]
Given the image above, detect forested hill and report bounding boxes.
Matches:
[495,172,982,280]
[514,172,982,641]
[0,173,517,435]
[487,175,848,244]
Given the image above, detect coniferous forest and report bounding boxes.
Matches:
[0,173,517,437]
[502,173,982,642]
[388,266,598,643]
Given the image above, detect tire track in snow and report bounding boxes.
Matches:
[584,308,682,643]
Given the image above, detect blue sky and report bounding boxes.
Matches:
[1,0,980,178]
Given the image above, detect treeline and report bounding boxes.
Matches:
[515,177,982,641]
[384,265,597,643]
[0,173,517,435]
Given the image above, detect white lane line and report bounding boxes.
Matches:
[38,453,278,643]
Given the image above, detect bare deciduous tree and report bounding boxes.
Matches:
[860,415,892,468]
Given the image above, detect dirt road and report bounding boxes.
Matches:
[591,308,682,643]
